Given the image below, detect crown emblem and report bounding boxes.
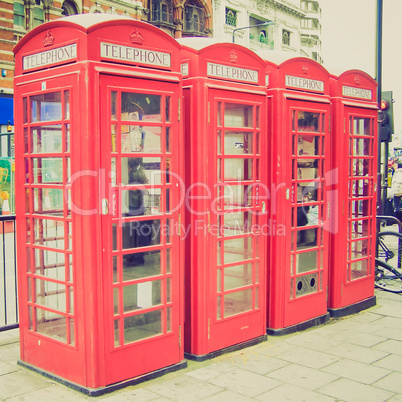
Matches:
[230,50,238,63]
[354,75,361,85]
[130,29,144,45]
[302,65,309,75]
[43,30,55,47]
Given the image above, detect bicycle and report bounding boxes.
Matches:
[375,216,402,293]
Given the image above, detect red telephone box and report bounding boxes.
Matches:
[13,15,185,394]
[179,40,271,359]
[328,70,377,316]
[266,58,331,334]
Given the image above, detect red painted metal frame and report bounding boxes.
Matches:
[181,43,270,357]
[266,58,332,331]
[328,70,378,311]
[14,16,184,389]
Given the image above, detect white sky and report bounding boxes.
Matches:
[319,0,402,134]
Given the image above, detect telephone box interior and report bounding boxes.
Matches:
[328,70,378,317]
[179,39,273,359]
[13,14,186,394]
[266,58,332,335]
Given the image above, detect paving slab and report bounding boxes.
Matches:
[144,374,223,402]
[0,371,53,400]
[281,331,343,352]
[206,368,282,398]
[373,339,402,355]
[230,353,290,376]
[317,377,395,402]
[184,360,236,381]
[325,342,389,364]
[255,383,337,402]
[274,346,340,369]
[266,363,339,391]
[199,390,253,402]
[5,382,89,401]
[322,358,391,384]
[373,372,402,394]
[373,354,402,372]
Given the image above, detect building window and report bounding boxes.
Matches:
[33,1,44,28]
[184,3,204,34]
[151,0,173,24]
[14,2,25,28]
[62,0,79,16]
[225,8,237,27]
[282,29,290,46]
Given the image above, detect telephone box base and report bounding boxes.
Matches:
[184,335,267,362]
[17,360,188,397]
[267,313,330,336]
[328,296,376,318]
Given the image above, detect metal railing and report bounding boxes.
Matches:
[0,214,18,332]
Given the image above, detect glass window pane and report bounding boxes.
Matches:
[298,135,319,157]
[36,309,66,343]
[123,249,161,279]
[224,263,253,290]
[350,138,371,156]
[123,280,162,313]
[224,158,253,180]
[223,237,253,264]
[34,248,65,280]
[23,97,27,124]
[224,132,253,154]
[166,127,170,153]
[111,91,117,120]
[32,157,63,184]
[353,117,371,136]
[224,288,252,317]
[349,260,368,280]
[114,319,120,346]
[65,123,70,153]
[121,157,161,186]
[32,188,64,216]
[222,184,253,209]
[31,124,63,153]
[35,278,66,312]
[33,218,65,249]
[124,310,162,343]
[31,92,62,122]
[223,211,252,236]
[296,250,317,273]
[297,111,320,132]
[224,104,253,128]
[165,96,171,122]
[121,92,161,122]
[121,125,162,153]
[122,220,160,250]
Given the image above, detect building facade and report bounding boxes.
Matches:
[214,0,322,62]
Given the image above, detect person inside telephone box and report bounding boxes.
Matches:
[124,157,152,265]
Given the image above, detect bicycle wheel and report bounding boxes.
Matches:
[375,258,402,293]
[377,231,402,272]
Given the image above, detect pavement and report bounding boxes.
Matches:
[0,289,402,401]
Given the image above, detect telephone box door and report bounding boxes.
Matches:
[286,99,330,327]
[207,89,267,352]
[340,106,376,304]
[100,75,182,384]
